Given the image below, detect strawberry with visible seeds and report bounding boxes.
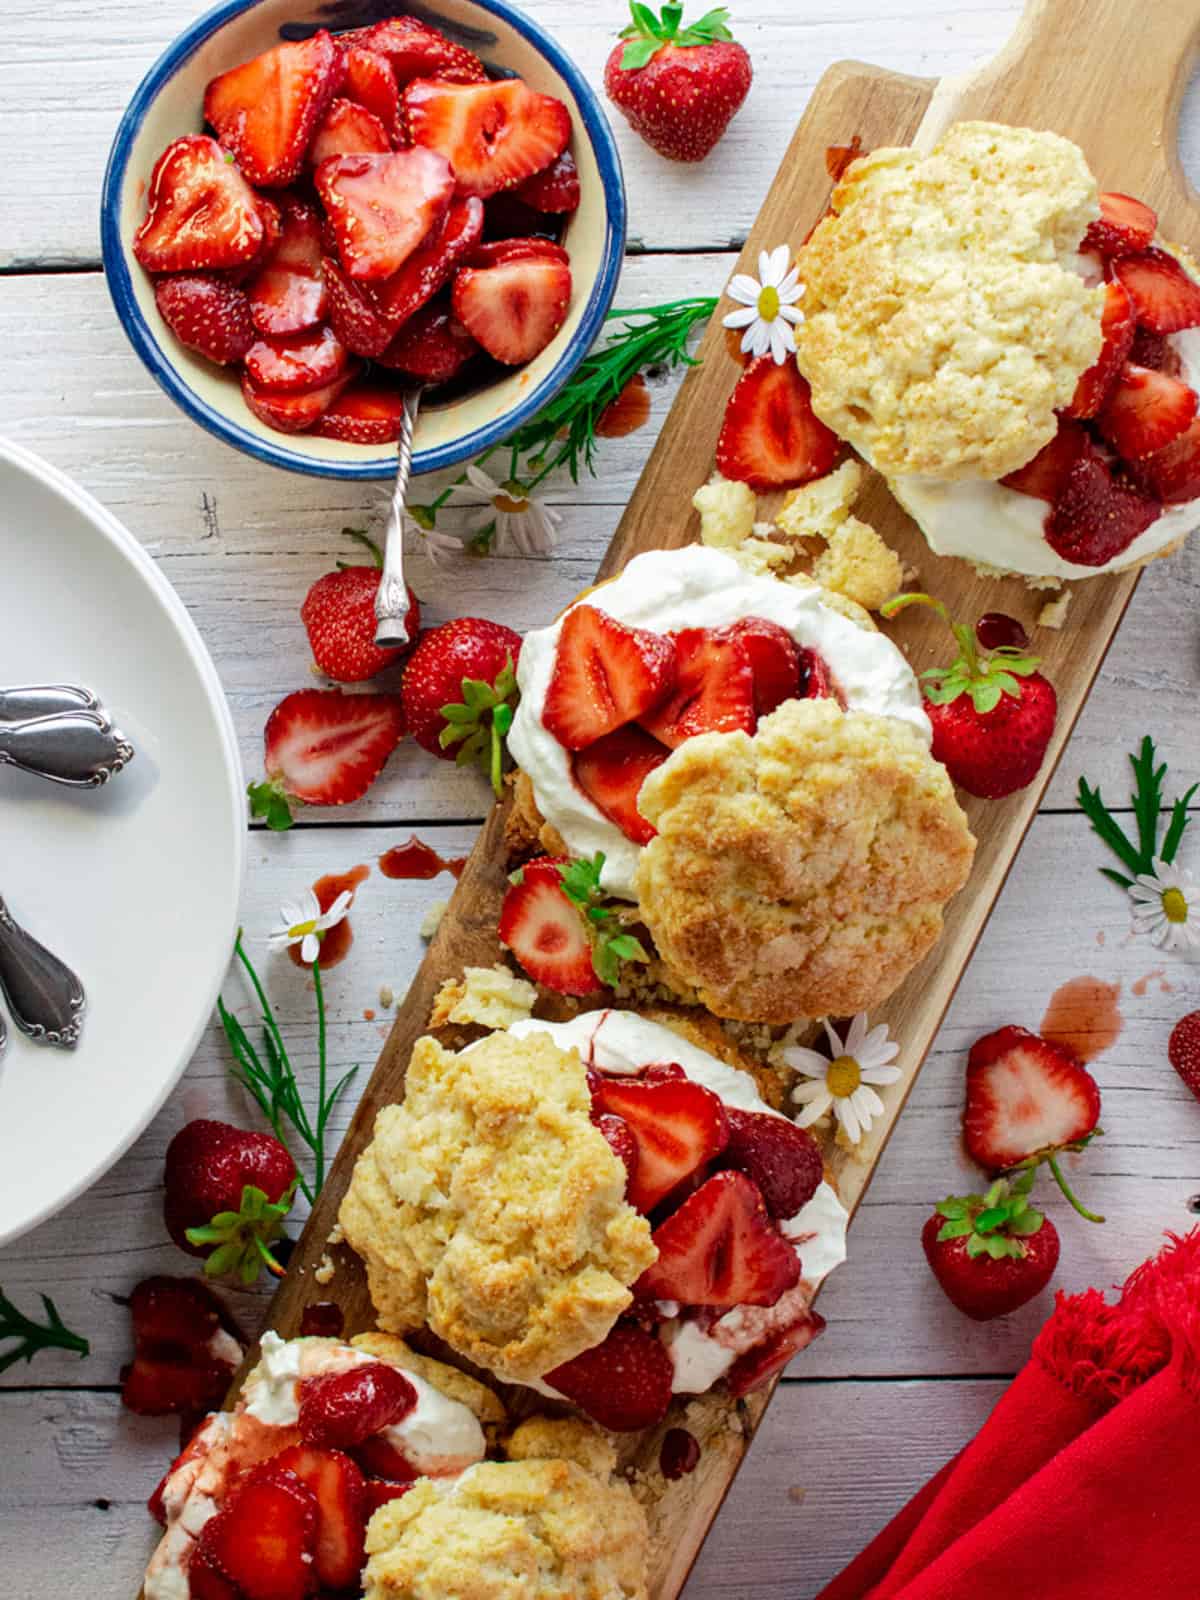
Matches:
[268,1445,368,1591]
[1097,362,1198,459]
[245,324,349,394]
[400,616,522,791]
[511,149,581,212]
[323,256,396,357]
[316,147,455,281]
[133,135,264,274]
[1129,326,1182,375]
[154,274,255,366]
[1064,279,1136,419]
[246,198,328,337]
[308,97,391,167]
[466,236,570,269]
[369,195,484,330]
[545,1321,674,1432]
[639,625,756,749]
[1168,1012,1200,1104]
[1083,191,1158,257]
[1133,417,1200,505]
[1044,452,1162,567]
[405,77,571,199]
[198,1463,318,1600]
[340,17,487,87]
[241,361,359,434]
[313,380,410,445]
[379,299,480,383]
[1114,247,1200,334]
[719,1108,823,1220]
[604,2,752,164]
[591,1075,729,1212]
[726,1304,825,1396]
[716,356,840,490]
[543,604,676,751]
[922,1172,1061,1322]
[452,253,572,365]
[122,1275,243,1418]
[163,1118,296,1282]
[595,1111,640,1188]
[499,860,599,996]
[204,30,344,188]
[1000,417,1096,502]
[638,1171,800,1307]
[247,688,406,828]
[301,529,419,683]
[187,1545,240,1600]
[340,45,401,138]
[572,724,671,845]
[298,1363,417,1450]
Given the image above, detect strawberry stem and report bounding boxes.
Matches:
[881,591,1040,714]
[1046,1153,1106,1225]
[253,1233,287,1279]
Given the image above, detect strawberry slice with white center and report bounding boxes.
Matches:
[154,274,255,366]
[638,625,756,749]
[404,77,571,198]
[339,17,488,87]
[591,1076,729,1212]
[247,688,405,827]
[571,724,671,845]
[378,300,479,384]
[725,1305,826,1397]
[1044,452,1162,567]
[133,135,264,274]
[246,198,328,337]
[1131,416,1200,505]
[1113,247,1200,334]
[511,149,581,213]
[323,255,396,357]
[1082,191,1158,257]
[204,30,344,188]
[244,324,349,394]
[716,356,840,490]
[726,616,801,718]
[241,362,359,434]
[1064,279,1136,419]
[272,1445,367,1592]
[1096,362,1199,459]
[341,46,401,139]
[542,604,677,751]
[498,862,598,995]
[1000,417,1096,502]
[637,1171,801,1308]
[544,1322,674,1432]
[315,146,455,281]
[963,1024,1102,1171]
[313,380,409,444]
[369,195,484,328]
[198,1463,318,1600]
[308,96,392,166]
[451,254,572,365]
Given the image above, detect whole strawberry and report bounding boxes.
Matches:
[1169,1011,1200,1102]
[301,529,420,684]
[922,1172,1060,1322]
[604,3,752,163]
[882,593,1057,799]
[163,1119,296,1283]
[400,616,522,794]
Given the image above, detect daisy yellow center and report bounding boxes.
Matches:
[756,284,781,321]
[288,919,319,939]
[492,491,528,516]
[826,1055,862,1098]
[1162,887,1189,924]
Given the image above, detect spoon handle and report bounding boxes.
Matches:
[0,710,135,788]
[373,387,422,650]
[0,685,101,724]
[0,896,85,1049]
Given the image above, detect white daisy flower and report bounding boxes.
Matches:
[445,464,562,557]
[722,243,805,364]
[408,513,464,569]
[784,1013,902,1146]
[268,888,353,966]
[1128,861,1200,952]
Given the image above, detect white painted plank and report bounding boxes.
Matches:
[0,1378,1006,1600]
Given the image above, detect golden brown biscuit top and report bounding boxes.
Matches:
[795,121,1104,480]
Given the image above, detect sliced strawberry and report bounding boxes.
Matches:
[638,1171,800,1308]
[299,1362,418,1450]
[405,77,571,198]
[244,324,349,393]
[964,1024,1102,1171]
[1083,191,1158,257]
[154,273,255,365]
[188,1545,241,1600]
[323,256,396,357]
[378,300,479,383]
[542,604,677,751]
[572,725,670,846]
[1097,362,1198,459]
[233,193,283,282]
[1001,417,1095,502]
[315,147,455,281]
[246,198,328,337]
[727,617,801,718]
[340,17,487,87]
[719,1109,824,1220]
[1064,279,1136,418]
[717,357,840,490]
[725,1307,825,1397]
[353,1434,419,1483]
[498,868,597,995]
[545,1322,673,1432]
[204,30,343,188]
[595,1112,640,1189]
[254,687,405,812]
[132,135,264,274]
[241,362,359,434]
[129,1276,229,1355]
[199,1464,317,1600]
[798,648,835,700]
[272,1445,367,1591]
[511,149,581,213]
[1044,452,1162,566]
[1129,326,1182,375]
[641,1062,687,1083]
[309,97,391,166]
[1113,248,1200,334]
[1131,416,1200,504]
[361,1480,415,1516]
[591,1076,729,1212]
[313,380,409,444]
[467,236,570,269]
[341,45,401,138]
[368,195,485,328]
[121,1354,230,1417]
[451,254,572,365]
[639,625,756,749]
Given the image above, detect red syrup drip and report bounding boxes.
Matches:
[596,371,651,438]
[659,1427,701,1481]
[289,863,370,970]
[379,837,467,881]
[1040,976,1123,1063]
[299,1302,345,1339]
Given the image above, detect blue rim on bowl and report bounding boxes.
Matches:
[100,0,626,480]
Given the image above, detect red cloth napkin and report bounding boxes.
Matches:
[817,1230,1200,1600]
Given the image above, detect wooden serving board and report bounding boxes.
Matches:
[201,2,1200,1595]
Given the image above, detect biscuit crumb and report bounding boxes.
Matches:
[313,1254,335,1286]
[429,963,536,1030]
[776,461,904,611]
[692,474,792,575]
[1038,590,1072,629]
[378,984,394,1010]
[326,1220,345,1248]
[418,900,447,940]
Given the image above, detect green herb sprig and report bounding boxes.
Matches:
[1077,737,1196,890]
[557,853,650,987]
[0,1286,89,1374]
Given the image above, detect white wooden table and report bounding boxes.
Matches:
[3,4,1200,1596]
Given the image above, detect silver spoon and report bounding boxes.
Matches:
[0,895,85,1050]
[0,685,100,723]
[373,387,422,649]
[0,708,134,788]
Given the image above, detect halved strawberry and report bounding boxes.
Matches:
[638,625,756,749]
[188,1545,241,1600]
[204,30,343,188]
[244,324,349,393]
[451,254,572,365]
[727,617,801,718]
[378,300,479,383]
[246,198,328,337]
[247,688,405,825]
[963,1024,1102,1171]
[591,1076,729,1212]
[241,362,359,434]
[154,274,255,366]
[572,725,670,846]
[1083,191,1158,257]
[637,1171,801,1308]
[1001,417,1094,502]
[725,1307,825,1397]
[133,135,264,273]
[361,1480,415,1516]
[1097,362,1198,459]
[199,1464,317,1600]
[1129,326,1182,375]
[595,1112,640,1189]
[720,1109,823,1220]
[316,147,455,281]
[368,195,484,328]
[341,45,401,138]
[716,357,840,490]
[234,193,283,281]
[1130,416,1200,504]
[545,1322,673,1432]
[272,1445,367,1591]
[128,1275,233,1355]
[404,77,571,198]
[353,1434,418,1483]
[467,236,570,269]
[121,1354,231,1417]
[339,17,487,87]
[498,866,597,995]
[798,648,835,700]
[323,256,396,356]
[308,97,391,166]
[1064,279,1136,418]
[511,149,581,213]
[299,1362,418,1450]
[1044,453,1162,566]
[1113,248,1200,334]
[542,604,677,751]
[313,380,409,444]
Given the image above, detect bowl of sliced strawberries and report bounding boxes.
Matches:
[101,0,625,476]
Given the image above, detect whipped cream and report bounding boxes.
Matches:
[507,1011,849,1395]
[507,546,931,899]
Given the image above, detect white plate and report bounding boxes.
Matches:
[0,439,245,1245]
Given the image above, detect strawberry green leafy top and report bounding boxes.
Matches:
[618,3,736,70]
